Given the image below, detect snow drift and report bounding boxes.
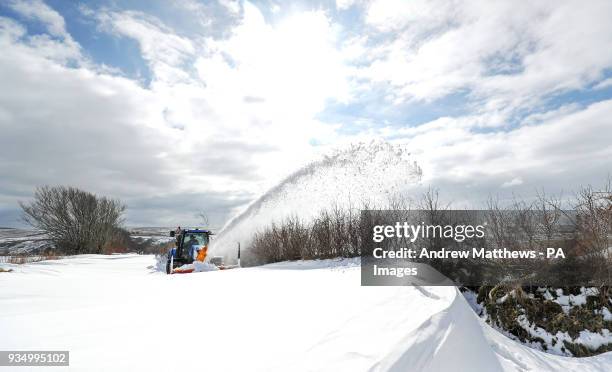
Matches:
[2,255,610,371]
[372,288,503,372]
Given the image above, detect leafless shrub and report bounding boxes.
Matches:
[247,179,611,286]
[484,180,611,286]
[570,179,612,285]
[248,200,390,265]
[535,189,562,242]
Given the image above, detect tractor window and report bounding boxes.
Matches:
[181,234,208,260]
[184,234,209,247]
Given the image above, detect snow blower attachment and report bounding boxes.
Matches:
[166,229,240,274]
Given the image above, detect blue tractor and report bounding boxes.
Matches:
[166,229,213,274]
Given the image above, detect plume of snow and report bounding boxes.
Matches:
[211,140,422,257]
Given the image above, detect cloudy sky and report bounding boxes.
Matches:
[0,0,611,228]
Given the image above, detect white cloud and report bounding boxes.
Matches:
[359,0,612,119]
[201,2,351,115]
[594,78,612,90]
[0,28,168,193]
[94,10,195,84]
[217,0,241,15]
[366,0,457,33]
[77,2,352,208]
[5,0,81,64]
[1,0,611,226]
[502,178,523,188]
[390,100,612,200]
[0,16,26,40]
[0,5,254,226]
[336,0,359,11]
[7,0,69,37]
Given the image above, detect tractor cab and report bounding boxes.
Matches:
[166,229,212,274]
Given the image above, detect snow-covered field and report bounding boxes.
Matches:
[0,227,173,256]
[1,255,611,371]
[127,227,175,245]
[0,228,50,255]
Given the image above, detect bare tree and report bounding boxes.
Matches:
[20,186,126,254]
[197,210,209,227]
[486,195,515,250]
[571,181,612,284]
[535,189,562,243]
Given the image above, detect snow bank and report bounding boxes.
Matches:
[2,255,611,371]
[373,288,503,372]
